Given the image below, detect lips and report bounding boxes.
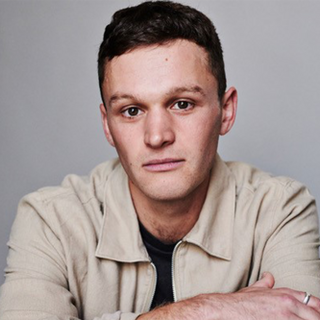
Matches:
[143,158,185,172]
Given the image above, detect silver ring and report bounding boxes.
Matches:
[303,292,311,305]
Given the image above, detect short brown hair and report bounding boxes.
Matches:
[98,1,226,103]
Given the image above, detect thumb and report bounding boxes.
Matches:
[251,272,275,289]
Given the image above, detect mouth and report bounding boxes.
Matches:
[142,158,185,172]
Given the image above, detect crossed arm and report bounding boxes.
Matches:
[138,273,320,320]
[2,270,320,320]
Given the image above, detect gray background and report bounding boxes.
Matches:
[1,0,319,285]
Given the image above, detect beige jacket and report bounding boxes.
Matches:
[0,156,319,320]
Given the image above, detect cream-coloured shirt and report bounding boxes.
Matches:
[0,156,319,320]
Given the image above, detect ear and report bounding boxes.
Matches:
[220,87,238,136]
[100,103,115,147]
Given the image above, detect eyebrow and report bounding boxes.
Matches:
[108,85,206,107]
[166,85,206,98]
[108,94,136,107]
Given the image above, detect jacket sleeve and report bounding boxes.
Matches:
[259,179,320,297]
[0,194,141,320]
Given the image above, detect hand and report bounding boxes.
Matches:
[225,272,320,319]
[138,272,320,320]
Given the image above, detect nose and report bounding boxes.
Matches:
[144,108,175,149]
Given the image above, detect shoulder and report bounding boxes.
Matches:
[225,160,312,201]
[225,160,317,235]
[12,158,122,238]
[23,158,120,207]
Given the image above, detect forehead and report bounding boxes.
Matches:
[102,40,217,102]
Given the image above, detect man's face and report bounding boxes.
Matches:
[101,40,235,202]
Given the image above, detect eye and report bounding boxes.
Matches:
[172,101,194,110]
[122,107,142,118]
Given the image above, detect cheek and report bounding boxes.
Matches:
[194,116,221,164]
[109,125,141,164]
[194,113,221,145]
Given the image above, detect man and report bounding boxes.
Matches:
[1,1,320,319]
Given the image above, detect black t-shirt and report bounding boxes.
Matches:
[139,222,178,309]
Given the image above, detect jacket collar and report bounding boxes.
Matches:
[95,155,235,262]
[183,155,235,260]
[95,161,150,262]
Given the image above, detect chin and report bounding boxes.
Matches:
[144,191,189,202]
[129,168,209,202]
[140,181,197,202]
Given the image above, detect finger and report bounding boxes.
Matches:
[281,289,320,313]
[251,272,275,289]
[298,292,320,313]
[294,302,320,320]
[274,289,320,317]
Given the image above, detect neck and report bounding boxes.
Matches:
[129,176,210,244]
